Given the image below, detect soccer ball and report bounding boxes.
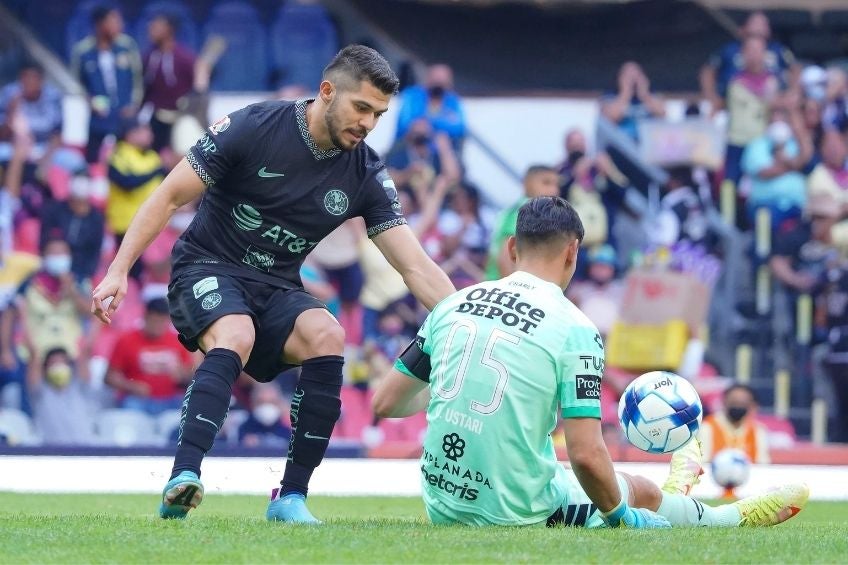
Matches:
[617,371,703,454]
[710,448,752,489]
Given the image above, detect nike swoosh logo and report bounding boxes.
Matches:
[258,167,285,178]
[195,413,219,431]
[303,432,329,440]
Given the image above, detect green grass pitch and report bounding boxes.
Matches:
[1,493,847,563]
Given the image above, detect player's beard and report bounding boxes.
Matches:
[325,98,365,151]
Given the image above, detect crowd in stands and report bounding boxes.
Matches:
[0,3,846,453]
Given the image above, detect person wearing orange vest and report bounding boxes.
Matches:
[700,383,770,498]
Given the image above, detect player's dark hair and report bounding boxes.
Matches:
[323,44,399,95]
[18,61,43,75]
[524,164,557,180]
[515,196,584,252]
[723,382,758,404]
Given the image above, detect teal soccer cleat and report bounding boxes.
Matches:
[158,471,204,519]
[266,489,322,524]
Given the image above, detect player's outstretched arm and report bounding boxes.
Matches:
[371,224,455,310]
[91,158,206,324]
[563,417,670,528]
[372,367,429,418]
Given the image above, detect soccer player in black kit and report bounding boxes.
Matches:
[91,45,455,523]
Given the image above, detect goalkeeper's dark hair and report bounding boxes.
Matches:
[515,196,584,253]
[323,44,399,95]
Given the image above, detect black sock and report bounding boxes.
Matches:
[280,355,344,496]
[171,348,242,479]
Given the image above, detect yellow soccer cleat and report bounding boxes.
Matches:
[662,438,704,496]
[734,483,809,527]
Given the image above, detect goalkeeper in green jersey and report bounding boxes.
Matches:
[373,196,807,529]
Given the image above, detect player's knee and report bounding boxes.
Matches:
[201,315,256,363]
[625,473,663,511]
[308,322,346,357]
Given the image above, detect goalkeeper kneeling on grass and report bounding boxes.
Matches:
[372,196,808,528]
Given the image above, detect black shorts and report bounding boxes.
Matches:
[168,267,328,382]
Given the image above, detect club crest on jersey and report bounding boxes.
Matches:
[324,189,349,216]
[209,115,231,135]
[201,292,222,310]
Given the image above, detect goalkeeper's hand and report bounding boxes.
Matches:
[602,500,671,529]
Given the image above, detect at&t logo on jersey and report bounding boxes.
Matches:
[455,287,546,335]
[232,204,263,231]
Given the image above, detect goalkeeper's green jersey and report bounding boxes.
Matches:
[395,270,604,525]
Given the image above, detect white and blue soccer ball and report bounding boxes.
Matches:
[617,371,703,454]
[710,448,752,489]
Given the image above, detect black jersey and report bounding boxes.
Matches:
[175,99,406,288]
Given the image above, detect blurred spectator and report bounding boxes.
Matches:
[807,130,848,217]
[358,238,414,343]
[484,165,559,280]
[1,237,89,365]
[822,67,848,133]
[396,64,466,150]
[238,382,291,448]
[300,255,340,319]
[801,97,824,173]
[107,118,164,280]
[0,225,39,413]
[385,118,460,195]
[652,166,714,250]
[600,61,666,143]
[0,63,80,178]
[28,347,96,446]
[105,297,192,415]
[437,182,488,287]
[566,244,623,337]
[310,219,365,344]
[70,5,142,163]
[142,13,196,152]
[39,171,105,282]
[724,37,782,185]
[699,383,770,464]
[821,258,848,442]
[742,104,812,228]
[769,193,840,297]
[700,11,798,114]
[558,128,628,248]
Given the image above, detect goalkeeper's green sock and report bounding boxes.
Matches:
[656,493,741,527]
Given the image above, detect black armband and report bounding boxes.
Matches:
[398,337,432,383]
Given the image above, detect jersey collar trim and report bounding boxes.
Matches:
[295,99,341,161]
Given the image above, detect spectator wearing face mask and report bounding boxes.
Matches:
[395,64,466,151]
[238,382,291,448]
[28,347,97,446]
[699,383,770,465]
[741,104,812,229]
[1,238,90,369]
[39,172,105,283]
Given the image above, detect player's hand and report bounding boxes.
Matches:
[602,501,671,529]
[91,270,128,325]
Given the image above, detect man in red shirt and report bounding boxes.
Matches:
[106,297,193,414]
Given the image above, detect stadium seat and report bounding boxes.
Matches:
[337,386,371,439]
[269,2,339,89]
[820,11,848,30]
[133,1,200,54]
[0,408,36,445]
[155,408,183,443]
[23,1,76,61]
[203,1,269,91]
[94,408,160,447]
[790,31,842,62]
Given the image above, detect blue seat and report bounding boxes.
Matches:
[203,1,269,91]
[269,2,339,89]
[133,1,200,54]
[25,1,75,60]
